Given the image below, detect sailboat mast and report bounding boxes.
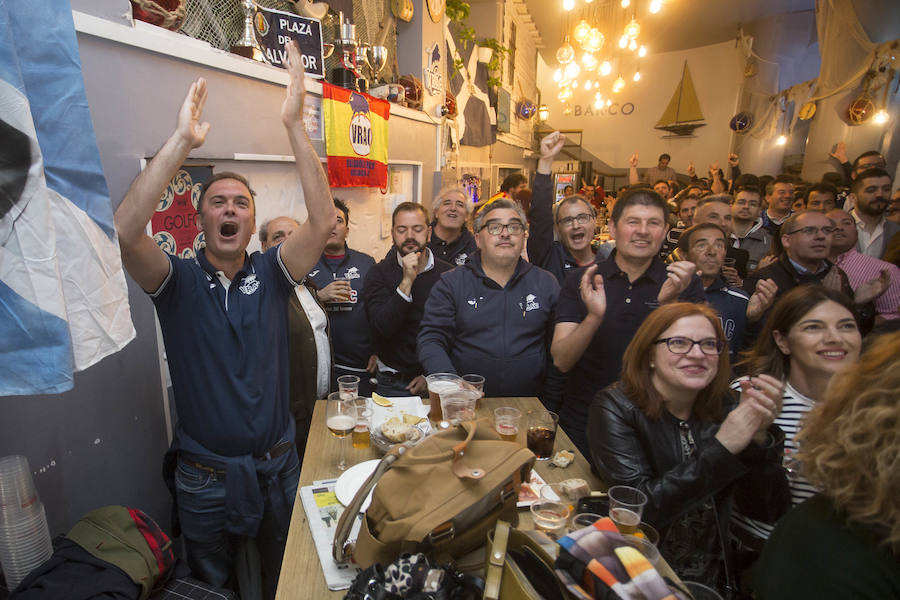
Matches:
[674,61,686,124]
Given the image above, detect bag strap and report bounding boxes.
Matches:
[401,419,486,479]
[484,520,511,600]
[332,444,405,564]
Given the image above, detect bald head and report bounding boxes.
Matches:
[826,208,856,256]
[260,216,300,250]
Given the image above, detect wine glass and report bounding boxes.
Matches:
[326,391,356,471]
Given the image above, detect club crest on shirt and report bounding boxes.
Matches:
[521,294,540,312]
[455,253,468,266]
[343,267,361,280]
[309,269,320,278]
[467,296,484,309]
[240,274,260,295]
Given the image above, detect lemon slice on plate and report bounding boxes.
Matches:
[372,392,393,407]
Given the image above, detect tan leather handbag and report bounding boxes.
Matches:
[333,418,535,569]
[484,521,573,600]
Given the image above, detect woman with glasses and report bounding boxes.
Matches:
[588,302,789,594]
[729,286,861,569]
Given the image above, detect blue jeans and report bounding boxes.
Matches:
[174,448,300,599]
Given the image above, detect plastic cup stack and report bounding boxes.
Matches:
[0,455,53,591]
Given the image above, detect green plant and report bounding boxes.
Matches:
[479,38,509,88]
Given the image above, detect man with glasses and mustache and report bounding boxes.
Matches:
[362,202,453,396]
[417,199,560,397]
[529,131,607,284]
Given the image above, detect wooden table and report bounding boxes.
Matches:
[275,397,602,599]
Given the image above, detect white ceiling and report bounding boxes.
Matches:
[523,0,816,64]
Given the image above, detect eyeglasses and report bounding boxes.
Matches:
[483,221,525,235]
[557,213,593,228]
[784,226,835,236]
[654,336,725,355]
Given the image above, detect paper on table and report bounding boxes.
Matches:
[368,396,431,433]
[299,479,362,590]
[517,469,549,508]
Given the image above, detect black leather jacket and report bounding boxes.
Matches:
[588,383,790,592]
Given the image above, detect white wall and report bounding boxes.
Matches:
[537,40,744,177]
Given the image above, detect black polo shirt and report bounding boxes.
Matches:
[555,250,705,455]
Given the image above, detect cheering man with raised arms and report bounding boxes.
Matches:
[113,42,334,599]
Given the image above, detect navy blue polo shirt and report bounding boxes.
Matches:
[555,250,705,454]
[307,246,375,369]
[151,247,298,457]
[704,275,750,363]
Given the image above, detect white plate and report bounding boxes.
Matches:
[334,459,380,511]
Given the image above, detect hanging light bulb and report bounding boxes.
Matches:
[585,0,593,4]
[633,70,641,81]
[584,80,592,90]
[649,0,662,13]
[558,87,573,102]
[586,28,605,52]
[613,74,625,92]
[620,0,629,6]
[873,109,889,124]
[572,80,579,88]
[563,105,572,115]
[628,38,637,51]
[556,38,575,64]
[618,35,628,49]
[538,104,550,120]
[606,98,612,107]
[563,0,575,11]
[594,94,604,109]
[624,19,640,39]
[564,61,581,80]
[600,60,612,76]
[582,52,598,71]
[553,68,563,82]
[574,20,591,44]
[776,135,787,145]
[638,45,647,57]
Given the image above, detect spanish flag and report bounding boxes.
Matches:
[322,82,390,188]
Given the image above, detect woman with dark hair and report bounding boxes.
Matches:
[729,285,861,555]
[754,331,900,599]
[588,302,789,594]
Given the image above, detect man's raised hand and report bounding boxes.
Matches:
[540,131,567,159]
[176,78,210,149]
[281,40,308,128]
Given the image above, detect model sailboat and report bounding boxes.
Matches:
[655,61,706,137]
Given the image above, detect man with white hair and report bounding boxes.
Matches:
[428,186,477,266]
[418,198,560,397]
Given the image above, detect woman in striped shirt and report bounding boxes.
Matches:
[730,286,862,564]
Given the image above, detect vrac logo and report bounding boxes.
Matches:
[348,92,372,156]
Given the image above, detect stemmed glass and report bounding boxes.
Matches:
[326,391,356,471]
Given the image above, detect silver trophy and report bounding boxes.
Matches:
[366,46,388,84]
[231,0,265,61]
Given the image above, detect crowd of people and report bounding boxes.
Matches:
[112,43,899,598]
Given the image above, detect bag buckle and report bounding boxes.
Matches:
[427,521,455,544]
[500,480,517,503]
